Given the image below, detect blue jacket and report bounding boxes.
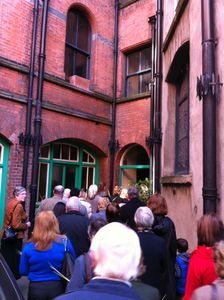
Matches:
[55,278,143,300]
[19,237,76,282]
[175,252,190,295]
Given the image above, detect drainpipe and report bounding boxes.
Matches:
[201,0,217,213]
[109,0,119,194]
[21,0,39,188]
[29,0,50,232]
[148,15,156,191]
[153,0,163,193]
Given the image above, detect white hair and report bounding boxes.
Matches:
[66,196,81,212]
[134,206,154,229]
[88,184,98,199]
[63,188,71,198]
[90,222,141,281]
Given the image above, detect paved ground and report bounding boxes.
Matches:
[17,276,29,300]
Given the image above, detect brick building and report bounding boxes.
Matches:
[2,0,223,250]
[0,0,154,227]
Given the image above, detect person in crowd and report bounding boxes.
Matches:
[63,188,71,202]
[19,211,75,300]
[147,193,177,300]
[111,185,123,204]
[120,186,146,229]
[87,184,101,214]
[90,197,109,223]
[0,186,31,279]
[70,187,88,216]
[79,188,92,218]
[53,202,66,219]
[191,239,224,300]
[55,222,148,300]
[98,181,109,198]
[106,202,121,223]
[58,196,90,257]
[66,218,107,292]
[38,185,65,212]
[134,206,167,298]
[175,238,190,300]
[183,213,224,300]
[119,188,128,205]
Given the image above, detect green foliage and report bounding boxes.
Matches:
[133,177,153,203]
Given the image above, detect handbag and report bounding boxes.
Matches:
[2,203,19,242]
[3,226,17,241]
[61,237,74,278]
[49,236,74,287]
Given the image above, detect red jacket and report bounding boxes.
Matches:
[183,246,217,300]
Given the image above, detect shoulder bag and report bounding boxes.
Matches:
[61,236,75,287]
[2,203,19,242]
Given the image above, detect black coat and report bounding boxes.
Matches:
[152,215,177,300]
[120,198,146,229]
[137,231,167,297]
[58,211,90,257]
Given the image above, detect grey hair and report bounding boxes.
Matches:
[13,186,26,197]
[53,185,64,195]
[88,184,98,199]
[66,196,81,211]
[134,206,154,229]
[128,186,139,199]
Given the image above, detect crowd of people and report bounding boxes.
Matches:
[0,183,224,300]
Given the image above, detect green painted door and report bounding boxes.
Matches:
[0,139,9,230]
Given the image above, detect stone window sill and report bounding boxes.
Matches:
[69,75,90,91]
[161,174,192,186]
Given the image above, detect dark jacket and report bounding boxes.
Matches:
[137,230,167,297]
[58,211,90,257]
[152,215,177,300]
[55,278,144,300]
[175,252,190,295]
[120,198,146,229]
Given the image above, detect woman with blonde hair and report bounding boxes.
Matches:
[19,211,75,300]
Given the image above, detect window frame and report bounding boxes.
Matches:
[175,67,189,175]
[125,46,152,97]
[38,143,98,200]
[64,9,91,80]
[0,139,9,230]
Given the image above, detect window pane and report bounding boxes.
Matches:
[127,75,139,96]
[66,10,78,45]
[82,167,87,190]
[83,151,88,162]
[38,163,48,201]
[89,154,94,163]
[40,145,49,159]
[52,165,63,188]
[62,144,69,160]
[75,52,87,78]
[128,52,139,74]
[141,72,151,93]
[141,47,151,70]
[65,167,76,189]
[53,144,61,159]
[77,15,90,52]
[70,146,78,161]
[65,46,74,77]
[88,167,94,186]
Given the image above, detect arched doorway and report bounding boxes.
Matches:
[120,145,150,187]
[38,142,98,200]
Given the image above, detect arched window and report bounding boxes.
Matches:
[64,8,91,80]
[120,145,149,186]
[0,139,9,229]
[38,142,98,200]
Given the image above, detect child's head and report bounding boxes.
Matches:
[177,238,188,253]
